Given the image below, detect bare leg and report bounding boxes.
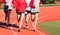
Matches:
[5,13,7,23]
[25,13,30,28]
[5,13,7,20]
[31,14,35,31]
[34,13,38,31]
[17,14,21,21]
[18,13,24,32]
[6,12,11,27]
[31,13,38,31]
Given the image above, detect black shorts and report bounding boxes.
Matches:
[26,10,31,13]
[4,5,11,13]
[16,9,25,14]
[25,10,31,15]
[31,12,39,14]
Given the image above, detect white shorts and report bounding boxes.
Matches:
[31,0,40,13]
[31,6,39,13]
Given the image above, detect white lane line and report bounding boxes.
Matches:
[10,20,18,35]
[36,12,60,35]
[0,11,59,35]
[0,15,17,35]
[36,29,46,35]
[0,18,18,35]
[7,12,58,35]
[10,27,18,35]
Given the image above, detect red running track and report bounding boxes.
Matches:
[0,6,60,35]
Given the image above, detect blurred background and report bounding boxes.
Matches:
[0,0,60,9]
[40,0,60,6]
[0,0,60,35]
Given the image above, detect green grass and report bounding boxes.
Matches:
[40,3,60,7]
[38,20,60,35]
[0,3,4,9]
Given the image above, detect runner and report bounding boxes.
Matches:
[30,0,40,31]
[3,0,13,27]
[12,0,27,32]
[25,0,31,29]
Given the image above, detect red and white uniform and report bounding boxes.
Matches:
[12,0,27,13]
[2,0,13,10]
[30,0,40,13]
[26,0,31,11]
[29,0,34,8]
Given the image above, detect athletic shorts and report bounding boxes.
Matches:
[16,9,25,14]
[31,6,39,14]
[25,10,31,14]
[4,5,11,13]
[25,7,31,14]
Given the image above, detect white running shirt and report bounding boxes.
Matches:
[26,0,31,10]
[5,0,13,9]
[31,0,40,13]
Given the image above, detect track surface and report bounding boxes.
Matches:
[0,6,60,35]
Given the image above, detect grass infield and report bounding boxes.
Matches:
[39,20,60,35]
